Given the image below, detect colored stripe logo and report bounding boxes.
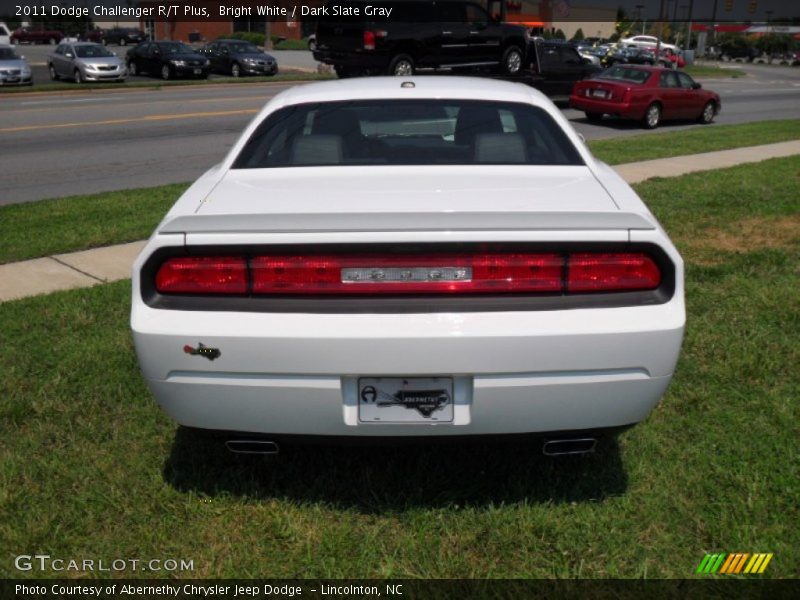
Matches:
[696,553,773,574]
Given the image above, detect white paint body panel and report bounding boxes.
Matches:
[131,77,685,438]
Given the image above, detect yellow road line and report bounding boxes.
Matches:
[0,109,259,133]
[4,95,267,114]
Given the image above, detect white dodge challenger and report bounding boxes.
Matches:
[131,77,685,455]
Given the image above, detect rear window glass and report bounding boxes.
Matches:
[233,100,584,168]
[598,65,652,84]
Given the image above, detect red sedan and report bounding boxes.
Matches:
[570,65,721,129]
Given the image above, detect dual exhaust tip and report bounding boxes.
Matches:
[224,438,596,456]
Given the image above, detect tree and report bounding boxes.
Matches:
[571,28,585,42]
[554,28,566,40]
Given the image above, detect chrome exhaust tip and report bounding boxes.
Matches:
[542,438,597,456]
[225,440,280,455]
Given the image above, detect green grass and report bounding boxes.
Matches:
[1,157,798,578]
[0,72,333,94]
[0,184,187,264]
[684,65,745,79]
[588,119,800,165]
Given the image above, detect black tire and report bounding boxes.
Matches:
[128,61,137,76]
[585,112,604,123]
[643,102,661,129]
[101,38,107,46]
[231,62,241,77]
[501,45,524,76]
[699,101,716,124]
[161,64,171,80]
[333,65,352,79]
[387,54,415,76]
[120,38,128,47]
[48,64,59,81]
[49,38,56,45]
[74,69,83,84]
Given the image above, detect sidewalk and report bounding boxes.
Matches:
[1,140,799,303]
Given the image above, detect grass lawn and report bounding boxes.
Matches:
[0,72,333,94]
[588,119,800,165]
[1,157,797,578]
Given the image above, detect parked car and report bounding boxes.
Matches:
[48,42,127,83]
[600,47,655,68]
[620,35,680,54]
[79,28,105,43]
[526,38,602,98]
[126,41,210,80]
[103,27,146,46]
[199,39,277,77]
[313,0,529,77]
[0,45,33,85]
[131,77,685,454]
[570,65,720,129]
[11,27,63,45]
[0,22,11,46]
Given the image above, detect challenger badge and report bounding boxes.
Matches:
[183,343,221,361]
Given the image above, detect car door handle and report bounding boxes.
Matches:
[470,31,480,35]
[442,30,452,35]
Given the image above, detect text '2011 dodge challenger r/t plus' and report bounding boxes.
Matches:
[131,77,685,455]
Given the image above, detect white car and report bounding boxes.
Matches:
[621,35,679,54]
[131,77,685,456]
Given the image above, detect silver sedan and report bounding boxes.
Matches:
[48,42,127,83]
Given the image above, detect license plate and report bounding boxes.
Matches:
[193,68,202,75]
[358,377,454,423]
[592,89,607,98]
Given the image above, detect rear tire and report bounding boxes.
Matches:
[585,112,603,123]
[231,62,241,77]
[699,101,716,124]
[388,54,415,76]
[49,38,56,45]
[74,69,83,84]
[120,38,128,47]
[128,61,137,76]
[161,64,171,80]
[501,45,524,76]
[48,64,59,81]
[333,64,353,78]
[643,103,661,129]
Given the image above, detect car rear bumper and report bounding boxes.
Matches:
[569,95,641,119]
[132,304,684,437]
[313,49,389,70]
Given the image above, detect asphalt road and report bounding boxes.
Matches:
[1,61,798,205]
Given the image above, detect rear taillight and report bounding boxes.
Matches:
[250,253,563,295]
[154,251,662,296]
[363,30,376,50]
[155,257,247,294]
[567,253,660,292]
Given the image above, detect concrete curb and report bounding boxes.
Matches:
[1,142,798,303]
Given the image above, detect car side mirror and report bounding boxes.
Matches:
[65,52,73,58]
[692,82,702,89]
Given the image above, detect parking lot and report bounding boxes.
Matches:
[1,47,799,204]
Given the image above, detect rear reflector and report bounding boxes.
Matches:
[363,30,376,50]
[567,253,661,292]
[154,252,662,296]
[155,256,247,294]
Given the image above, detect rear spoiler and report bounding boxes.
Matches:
[160,212,656,234]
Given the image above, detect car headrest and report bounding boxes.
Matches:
[290,135,343,166]
[454,106,504,146]
[474,133,528,164]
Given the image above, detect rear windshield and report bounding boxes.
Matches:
[233,100,584,168]
[598,65,652,84]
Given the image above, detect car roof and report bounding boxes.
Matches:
[271,76,554,112]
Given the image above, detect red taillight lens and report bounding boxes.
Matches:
[251,253,563,295]
[567,253,661,292]
[363,30,376,50]
[155,256,247,294]
[153,251,663,296]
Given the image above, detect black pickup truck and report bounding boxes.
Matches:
[523,38,602,98]
[313,0,529,77]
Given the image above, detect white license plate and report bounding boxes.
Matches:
[358,377,454,423]
[193,68,202,75]
[592,89,607,98]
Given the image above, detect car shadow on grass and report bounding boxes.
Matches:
[163,427,628,511]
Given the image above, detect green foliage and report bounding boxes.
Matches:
[222,31,266,46]
[553,28,566,40]
[571,28,585,42]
